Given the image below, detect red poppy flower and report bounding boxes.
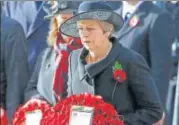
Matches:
[113,69,126,83]
[41,93,124,125]
[129,15,139,27]
[12,99,50,125]
[0,108,7,125]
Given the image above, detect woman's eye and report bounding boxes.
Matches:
[78,27,95,32]
[87,28,94,31]
[78,27,83,30]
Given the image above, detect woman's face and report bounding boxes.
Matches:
[77,20,107,51]
[55,13,73,27]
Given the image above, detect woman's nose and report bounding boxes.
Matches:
[80,29,90,37]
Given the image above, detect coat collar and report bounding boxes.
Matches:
[27,1,48,38]
[78,38,121,80]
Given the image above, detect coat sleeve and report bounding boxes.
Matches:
[149,12,175,105]
[24,51,46,102]
[4,21,29,121]
[123,53,163,125]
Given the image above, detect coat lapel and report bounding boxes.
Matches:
[27,2,46,38]
[37,48,57,105]
[77,49,95,94]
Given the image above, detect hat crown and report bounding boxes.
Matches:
[43,1,67,14]
[43,1,81,20]
[43,1,80,14]
[78,1,113,13]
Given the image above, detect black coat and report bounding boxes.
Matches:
[64,38,163,125]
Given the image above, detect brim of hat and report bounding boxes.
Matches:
[59,10,124,38]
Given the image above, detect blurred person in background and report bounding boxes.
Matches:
[172,6,179,76]
[153,1,179,124]
[3,1,50,77]
[1,11,29,124]
[164,1,179,15]
[116,0,174,110]
[167,6,179,125]
[172,65,179,125]
[24,1,82,110]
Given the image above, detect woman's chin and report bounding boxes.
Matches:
[83,43,92,50]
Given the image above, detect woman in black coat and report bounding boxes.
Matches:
[60,1,163,125]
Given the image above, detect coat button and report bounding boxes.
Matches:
[46,64,51,69]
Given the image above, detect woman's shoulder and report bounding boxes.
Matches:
[117,43,148,67]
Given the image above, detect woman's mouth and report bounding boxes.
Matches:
[84,41,91,43]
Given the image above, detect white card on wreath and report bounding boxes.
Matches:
[69,105,94,125]
[25,109,42,125]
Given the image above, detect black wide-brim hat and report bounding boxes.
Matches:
[43,1,81,20]
[59,1,124,38]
